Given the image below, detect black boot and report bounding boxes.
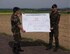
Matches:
[46,44,53,50]
[53,48,58,52]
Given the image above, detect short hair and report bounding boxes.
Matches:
[52,4,57,8]
[13,7,20,13]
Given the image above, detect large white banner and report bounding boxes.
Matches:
[22,13,50,32]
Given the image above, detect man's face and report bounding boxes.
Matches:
[16,10,22,17]
[52,7,57,12]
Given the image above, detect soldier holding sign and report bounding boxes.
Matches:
[46,4,60,52]
[11,7,25,53]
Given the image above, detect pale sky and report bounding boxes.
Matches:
[0,0,69,9]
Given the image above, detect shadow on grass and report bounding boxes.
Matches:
[8,38,48,54]
[9,37,48,48]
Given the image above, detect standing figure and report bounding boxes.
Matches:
[47,4,60,52]
[11,7,25,53]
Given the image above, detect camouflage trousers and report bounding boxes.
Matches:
[12,32,22,51]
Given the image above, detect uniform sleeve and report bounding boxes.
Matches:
[17,18,21,25]
[50,13,53,28]
[57,13,60,24]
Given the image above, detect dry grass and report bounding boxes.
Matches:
[0,14,70,49]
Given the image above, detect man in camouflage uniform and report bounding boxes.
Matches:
[11,7,25,53]
[47,4,60,52]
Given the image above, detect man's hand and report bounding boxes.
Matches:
[22,29,26,32]
[18,24,26,32]
[50,27,53,30]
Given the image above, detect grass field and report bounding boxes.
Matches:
[0,9,70,14]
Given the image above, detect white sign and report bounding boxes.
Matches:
[22,13,50,32]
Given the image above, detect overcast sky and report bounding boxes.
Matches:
[0,0,69,9]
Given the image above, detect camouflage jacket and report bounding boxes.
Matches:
[50,12,60,28]
[11,14,21,33]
